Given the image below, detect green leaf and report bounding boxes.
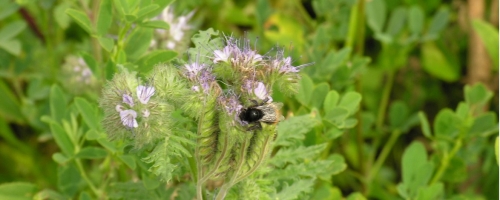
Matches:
[49,84,67,122]
[365,0,386,33]
[65,8,92,34]
[49,123,75,156]
[468,112,498,137]
[441,157,466,182]
[418,111,432,139]
[74,97,100,130]
[400,142,435,198]
[421,42,458,82]
[295,75,314,106]
[98,37,114,52]
[136,4,160,20]
[96,0,112,36]
[495,137,498,165]
[324,127,343,140]
[79,192,92,200]
[52,152,70,164]
[119,155,136,170]
[415,183,444,200]
[471,19,499,68]
[140,20,170,30]
[0,21,26,41]
[338,92,362,115]
[346,192,367,200]
[269,144,327,167]
[324,107,349,128]
[75,147,107,159]
[275,114,319,147]
[79,52,98,76]
[434,109,461,140]
[136,50,177,73]
[57,164,81,196]
[323,90,340,114]
[276,179,315,200]
[113,0,130,16]
[0,79,23,123]
[424,8,449,40]
[86,129,104,140]
[0,182,37,200]
[464,83,493,108]
[408,6,424,35]
[389,101,409,130]
[0,39,21,55]
[124,28,153,61]
[0,2,19,20]
[54,3,71,29]
[308,83,329,109]
[386,7,407,37]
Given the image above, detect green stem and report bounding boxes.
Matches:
[429,139,463,184]
[75,159,100,197]
[375,71,394,131]
[368,129,401,183]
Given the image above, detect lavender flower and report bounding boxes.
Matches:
[213,45,234,64]
[120,109,138,128]
[184,62,205,80]
[137,85,155,104]
[213,37,263,68]
[122,94,134,107]
[153,6,194,50]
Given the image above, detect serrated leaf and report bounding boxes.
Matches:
[96,0,112,36]
[75,147,107,159]
[74,97,101,130]
[142,140,175,182]
[275,114,319,147]
[0,182,37,200]
[0,21,26,41]
[276,179,315,200]
[269,144,327,167]
[141,20,170,30]
[65,8,92,34]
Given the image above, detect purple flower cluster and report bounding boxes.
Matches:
[182,61,216,93]
[212,36,263,68]
[115,85,155,128]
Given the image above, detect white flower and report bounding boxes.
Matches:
[137,85,155,104]
[213,45,233,63]
[254,82,268,100]
[120,109,138,128]
[115,105,124,112]
[142,109,150,118]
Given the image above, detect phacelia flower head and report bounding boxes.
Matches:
[100,71,173,148]
[212,36,264,69]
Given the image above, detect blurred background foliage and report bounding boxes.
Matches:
[0,0,498,199]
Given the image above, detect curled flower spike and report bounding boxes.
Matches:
[120,109,138,128]
[137,85,155,104]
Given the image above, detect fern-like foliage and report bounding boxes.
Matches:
[275,179,316,200]
[142,129,196,182]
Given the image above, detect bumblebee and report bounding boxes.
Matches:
[239,100,283,131]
